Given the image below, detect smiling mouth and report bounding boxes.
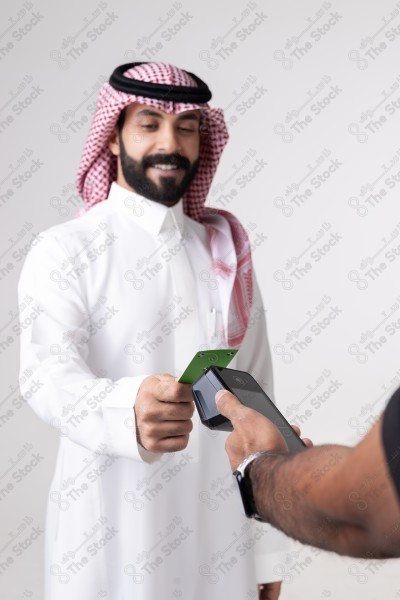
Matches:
[151,164,181,171]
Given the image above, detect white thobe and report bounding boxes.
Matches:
[18,182,288,599]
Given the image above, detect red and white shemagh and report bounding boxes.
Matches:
[76,62,253,347]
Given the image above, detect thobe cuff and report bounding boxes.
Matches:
[102,375,162,463]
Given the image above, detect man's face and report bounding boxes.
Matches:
[109,103,201,206]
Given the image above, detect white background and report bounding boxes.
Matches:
[1,0,400,597]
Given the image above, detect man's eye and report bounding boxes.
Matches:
[178,127,194,133]
[140,124,157,130]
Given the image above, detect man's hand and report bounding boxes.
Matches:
[258,581,282,600]
[134,374,194,453]
[215,390,289,470]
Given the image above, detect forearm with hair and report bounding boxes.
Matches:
[249,432,400,557]
[249,446,358,552]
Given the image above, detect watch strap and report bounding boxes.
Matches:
[233,451,282,520]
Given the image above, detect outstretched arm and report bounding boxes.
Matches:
[216,390,400,558]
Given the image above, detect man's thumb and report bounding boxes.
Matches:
[215,390,243,421]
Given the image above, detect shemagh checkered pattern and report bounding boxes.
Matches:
[76,62,253,346]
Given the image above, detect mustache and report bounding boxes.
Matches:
[142,153,191,171]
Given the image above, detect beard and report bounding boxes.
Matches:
[118,131,200,206]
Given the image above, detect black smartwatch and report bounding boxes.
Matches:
[233,451,281,521]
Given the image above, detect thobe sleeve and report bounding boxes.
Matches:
[234,271,295,585]
[18,232,160,463]
[233,271,274,399]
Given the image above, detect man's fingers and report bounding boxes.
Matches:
[258,581,282,600]
[135,374,194,453]
[217,389,290,459]
[215,389,246,421]
[162,402,195,421]
[291,424,301,436]
[155,378,193,403]
[140,419,193,440]
[137,399,194,422]
[148,435,190,453]
[290,423,313,447]
[302,437,313,447]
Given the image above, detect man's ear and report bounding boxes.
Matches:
[108,126,120,157]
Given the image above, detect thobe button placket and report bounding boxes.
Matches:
[162,210,200,460]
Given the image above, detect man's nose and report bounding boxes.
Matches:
[155,124,181,154]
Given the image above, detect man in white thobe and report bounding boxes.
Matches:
[18,62,288,599]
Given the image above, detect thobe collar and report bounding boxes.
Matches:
[107,181,186,239]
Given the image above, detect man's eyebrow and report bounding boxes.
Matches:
[136,109,163,118]
[135,109,200,121]
[176,113,200,121]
